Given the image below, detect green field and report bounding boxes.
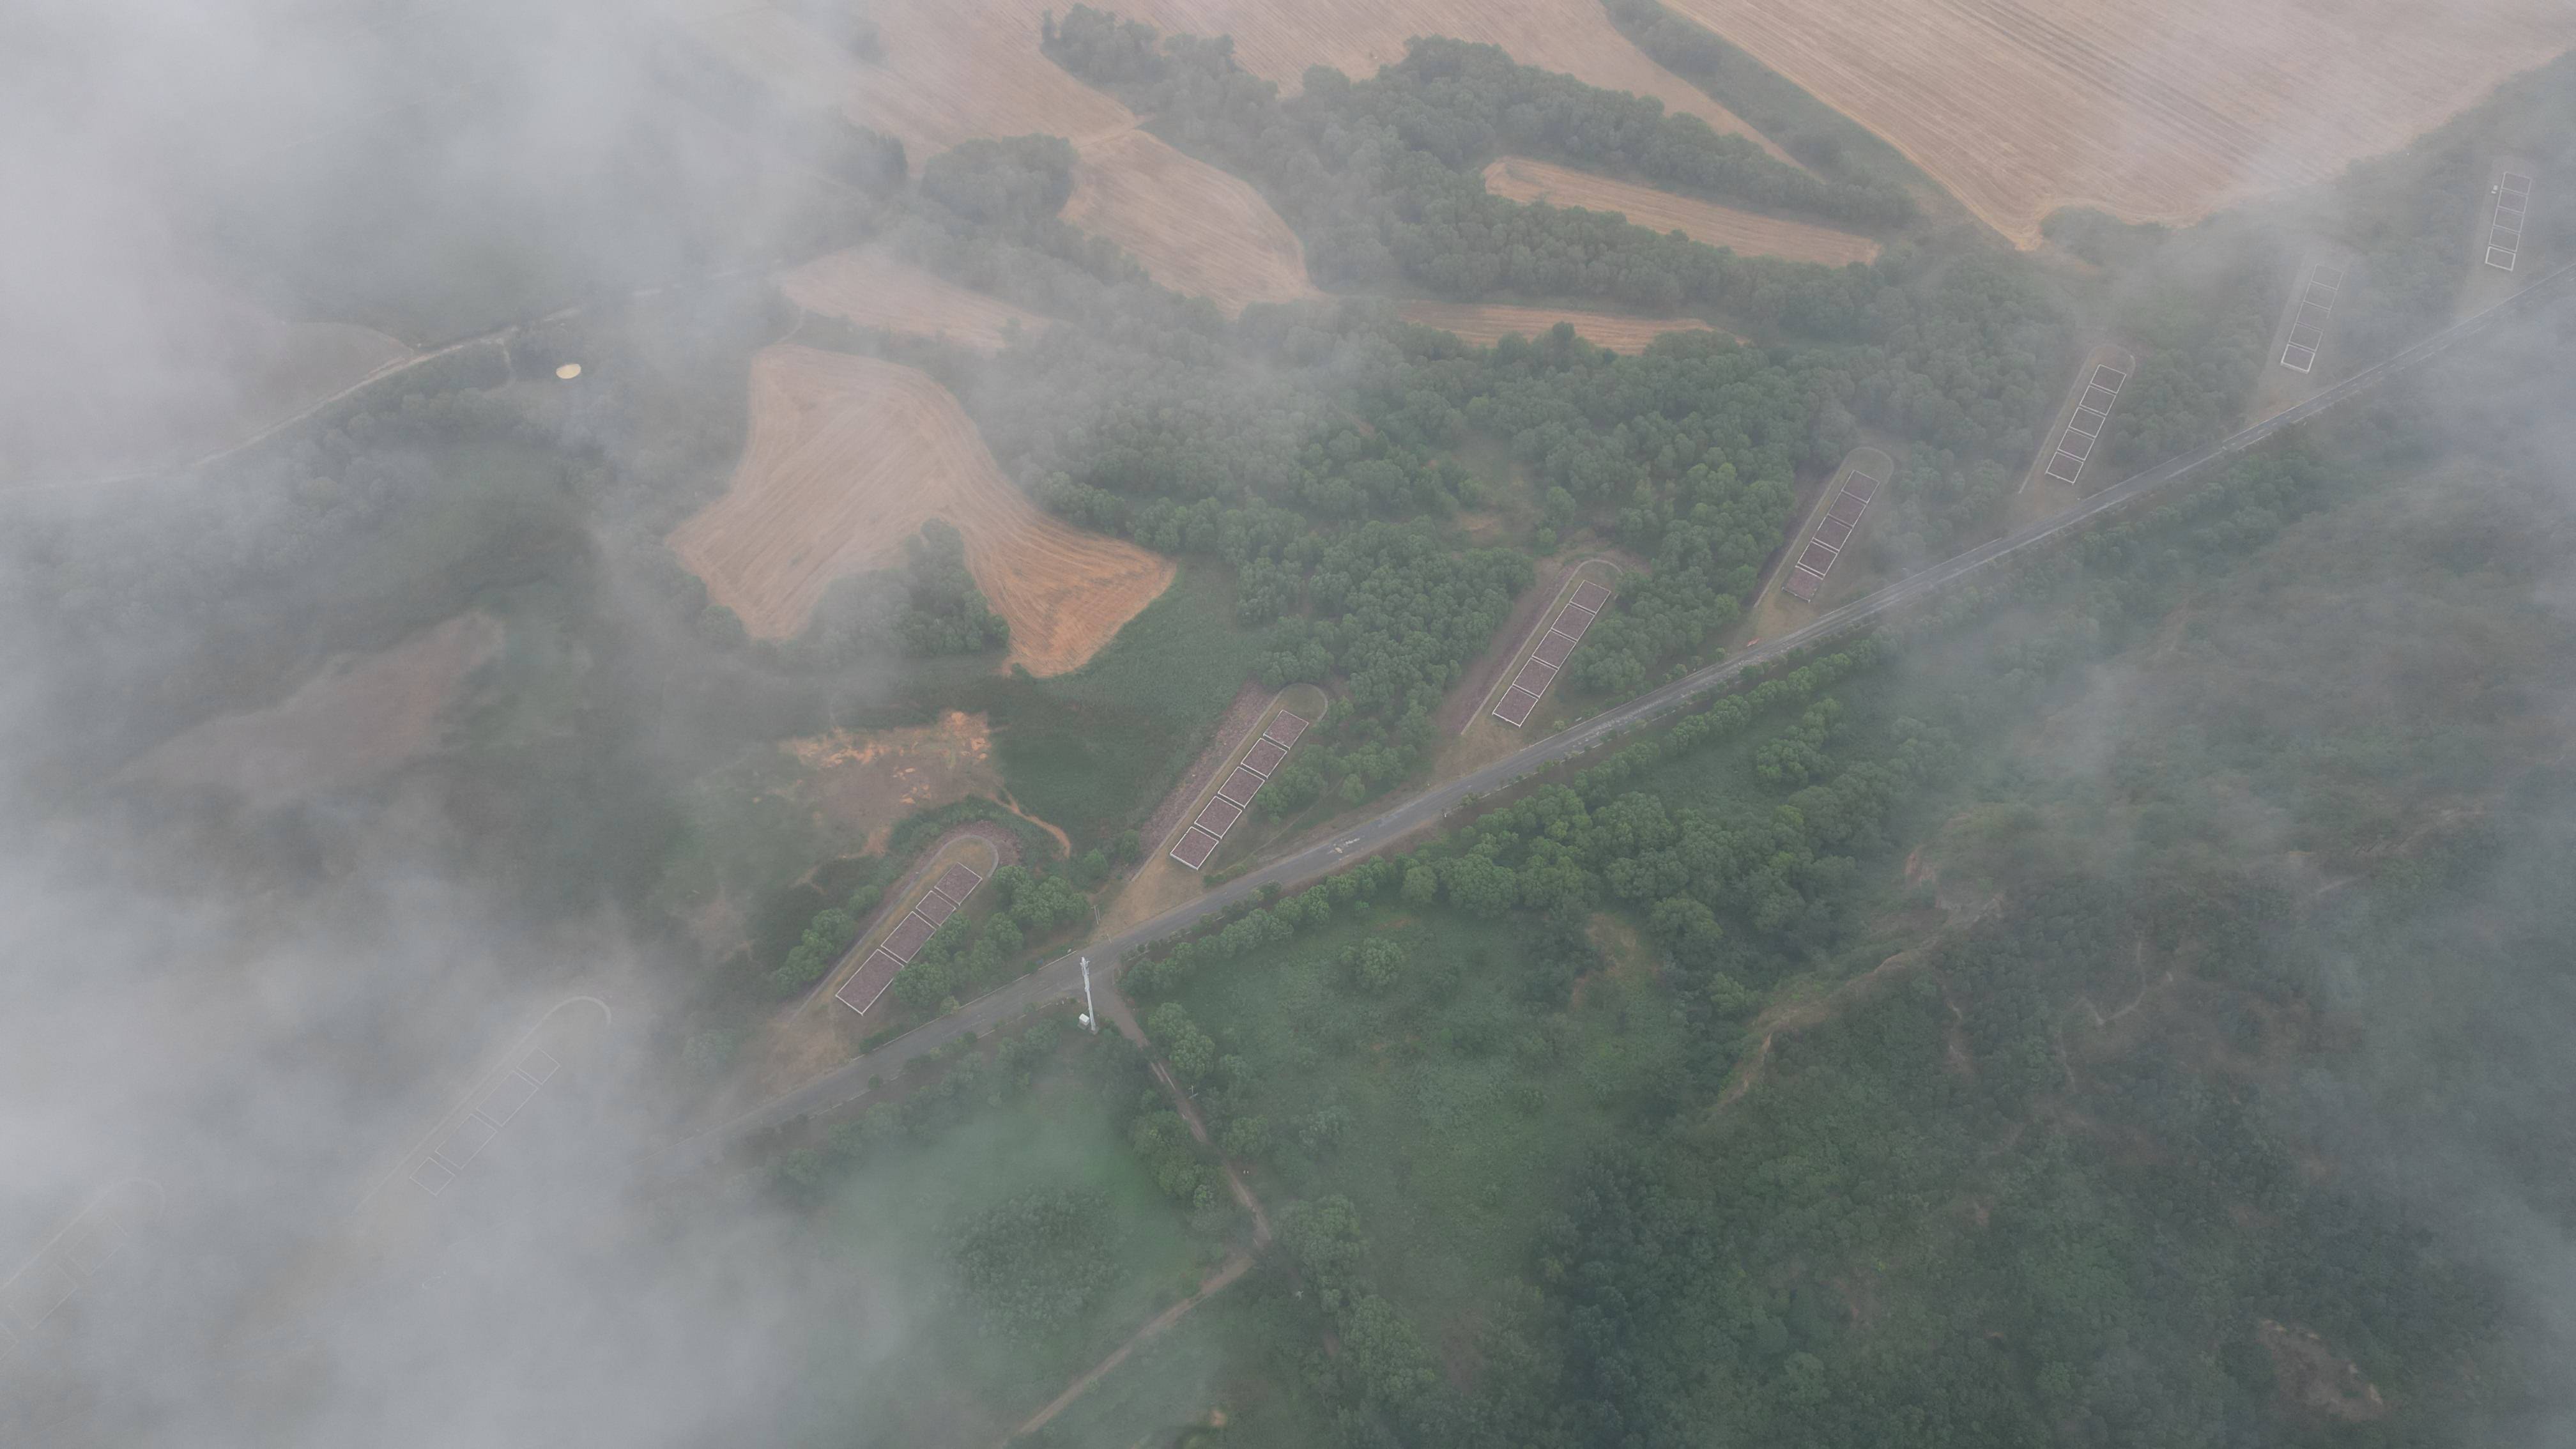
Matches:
[1160,903,1683,1349]
[983,565,1271,848]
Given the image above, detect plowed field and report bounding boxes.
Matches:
[1662,0,2576,245]
[1061,129,1320,312]
[667,346,1174,675]
[1397,302,1724,353]
[779,249,1048,353]
[1482,157,1880,265]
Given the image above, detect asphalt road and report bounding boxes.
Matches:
[665,259,2573,1172]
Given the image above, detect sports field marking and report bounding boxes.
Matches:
[2280,259,2347,372]
[2488,172,2533,271]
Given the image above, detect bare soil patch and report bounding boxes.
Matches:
[119,611,501,808]
[1664,0,2576,246]
[1063,128,1321,314]
[1482,157,1881,265]
[779,248,1049,353]
[1396,302,1722,353]
[785,711,1004,851]
[666,346,1175,673]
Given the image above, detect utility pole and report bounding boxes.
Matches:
[1078,957,1097,1033]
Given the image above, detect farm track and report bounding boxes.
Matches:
[671,259,2576,1169]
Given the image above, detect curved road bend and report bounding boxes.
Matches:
[666,261,2576,1172]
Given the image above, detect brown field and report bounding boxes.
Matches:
[667,346,1174,675]
[120,611,501,808]
[1482,157,1881,264]
[1397,301,1725,353]
[1663,0,2576,246]
[785,712,1005,852]
[1061,128,1321,312]
[779,248,1049,352]
[686,0,1790,160]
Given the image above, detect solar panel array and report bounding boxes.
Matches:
[411,1044,562,1195]
[1171,710,1312,871]
[1494,580,1613,727]
[835,857,987,1015]
[2042,362,2129,487]
[2488,172,2534,271]
[2278,261,2346,373]
[1782,467,1885,603]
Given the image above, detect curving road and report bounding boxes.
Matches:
[664,259,2574,1171]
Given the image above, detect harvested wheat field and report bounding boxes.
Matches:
[1662,0,2576,246]
[1398,302,1725,353]
[780,249,1048,353]
[668,346,1174,675]
[120,612,501,809]
[1483,157,1882,265]
[677,0,1135,154]
[1062,128,1321,312]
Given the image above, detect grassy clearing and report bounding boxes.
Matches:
[1165,904,1686,1344]
[983,565,1270,848]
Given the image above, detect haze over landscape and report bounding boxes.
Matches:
[4,1,2576,1445]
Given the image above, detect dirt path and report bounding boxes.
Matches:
[1009,981,1271,1443]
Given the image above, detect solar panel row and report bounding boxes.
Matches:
[413,1046,562,1195]
[1782,468,1885,602]
[1494,581,1614,727]
[2041,364,2129,489]
[1169,710,1313,871]
[835,857,988,1015]
[2488,171,2533,272]
[2280,261,2345,373]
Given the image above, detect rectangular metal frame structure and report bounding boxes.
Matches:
[1492,581,1614,728]
[1241,737,1289,775]
[1170,827,1222,871]
[1259,711,1310,748]
[1781,466,1885,604]
[2488,172,2533,270]
[834,948,905,1015]
[2044,365,2128,486]
[2280,261,2345,372]
[929,863,983,903]
[1217,765,1266,806]
[1194,795,1245,835]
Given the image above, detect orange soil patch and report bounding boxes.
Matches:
[1482,157,1880,265]
[778,249,1048,353]
[1397,301,1724,353]
[785,712,1004,851]
[666,345,1175,674]
[119,612,502,808]
[1062,128,1321,313]
[1663,0,2576,247]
